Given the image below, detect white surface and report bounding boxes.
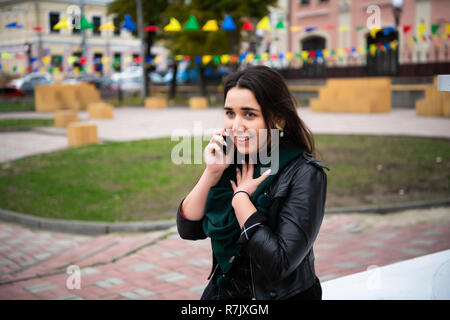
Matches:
[322,249,450,300]
[437,75,450,92]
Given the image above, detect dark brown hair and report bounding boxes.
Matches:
[223,65,316,156]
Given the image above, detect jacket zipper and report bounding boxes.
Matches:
[249,256,256,300]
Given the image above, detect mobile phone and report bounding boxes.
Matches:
[222,134,232,155]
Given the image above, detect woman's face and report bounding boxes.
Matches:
[224,87,268,155]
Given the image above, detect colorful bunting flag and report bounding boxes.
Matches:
[123,14,137,31]
[99,22,115,31]
[275,18,285,30]
[53,17,70,30]
[164,18,182,31]
[242,19,253,31]
[256,16,271,31]
[80,15,94,30]
[184,15,199,31]
[202,20,219,31]
[222,15,236,31]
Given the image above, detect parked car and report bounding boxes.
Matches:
[0,86,25,98]
[9,72,52,94]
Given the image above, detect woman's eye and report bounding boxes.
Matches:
[225,111,234,116]
[245,112,256,118]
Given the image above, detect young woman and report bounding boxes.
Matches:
[176,65,329,300]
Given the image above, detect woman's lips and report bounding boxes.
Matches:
[235,136,250,144]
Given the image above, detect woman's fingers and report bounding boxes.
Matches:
[247,163,254,179]
[255,168,271,184]
[242,161,247,178]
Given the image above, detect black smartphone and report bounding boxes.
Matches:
[222,134,232,155]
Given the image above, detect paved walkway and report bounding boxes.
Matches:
[0,207,449,300]
[1,107,449,163]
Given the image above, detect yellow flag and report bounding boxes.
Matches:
[164,18,182,32]
[154,56,161,64]
[202,20,219,31]
[202,55,212,65]
[322,49,329,58]
[101,57,109,64]
[220,54,230,64]
[301,50,309,60]
[337,48,344,56]
[99,22,115,31]
[339,26,349,32]
[370,27,380,39]
[53,17,70,30]
[175,55,184,61]
[390,40,398,51]
[256,16,271,31]
[369,44,376,56]
[445,23,450,35]
[262,52,269,60]
[42,56,51,65]
[418,24,426,37]
[357,45,365,54]
[290,26,302,32]
[286,52,293,61]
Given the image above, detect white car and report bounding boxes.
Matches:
[10,72,52,90]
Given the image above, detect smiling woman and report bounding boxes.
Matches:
[176,66,329,300]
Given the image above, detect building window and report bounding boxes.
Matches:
[72,17,80,34]
[49,12,60,33]
[299,0,310,5]
[318,0,329,3]
[113,53,121,71]
[51,55,63,69]
[113,17,121,36]
[92,16,101,36]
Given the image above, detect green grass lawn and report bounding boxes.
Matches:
[0,99,35,112]
[0,135,448,222]
[0,118,54,132]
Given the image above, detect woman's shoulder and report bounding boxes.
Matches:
[285,151,330,177]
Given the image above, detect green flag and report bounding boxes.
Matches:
[184,15,199,31]
[275,18,285,29]
[431,24,440,35]
[80,15,93,30]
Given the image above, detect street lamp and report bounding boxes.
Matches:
[391,0,403,74]
[392,0,403,27]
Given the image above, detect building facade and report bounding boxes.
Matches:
[0,0,163,76]
[289,0,449,67]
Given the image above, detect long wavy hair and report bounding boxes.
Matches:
[223,65,316,157]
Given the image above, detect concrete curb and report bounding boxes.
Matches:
[0,198,449,235]
[0,207,175,236]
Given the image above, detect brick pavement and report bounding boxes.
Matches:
[0,207,449,300]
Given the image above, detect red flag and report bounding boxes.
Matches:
[402,25,412,34]
[242,19,253,31]
[309,50,316,58]
[323,24,335,30]
[79,57,87,65]
[134,56,143,63]
[145,26,159,32]
[33,26,43,31]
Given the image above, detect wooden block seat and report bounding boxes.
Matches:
[87,102,114,119]
[145,96,167,109]
[67,122,98,147]
[189,97,208,109]
[54,110,78,128]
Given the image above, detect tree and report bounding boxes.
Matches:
[162,0,277,97]
[107,0,169,97]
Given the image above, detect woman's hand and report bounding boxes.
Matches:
[204,128,234,177]
[230,162,271,202]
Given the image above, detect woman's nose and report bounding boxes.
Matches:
[231,115,245,132]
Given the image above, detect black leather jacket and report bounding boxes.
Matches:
[177,151,328,300]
